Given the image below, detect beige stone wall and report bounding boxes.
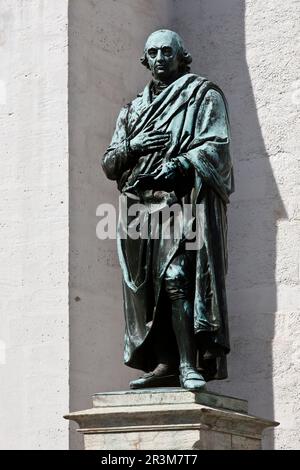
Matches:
[0,0,69,449]
[68,0,178,450]
[175,0,299,450]
[0,0,298,450]
[69,0,299,450]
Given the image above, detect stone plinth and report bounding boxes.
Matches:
[64,388,278,450]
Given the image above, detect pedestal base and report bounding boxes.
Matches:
[65,388,278,450]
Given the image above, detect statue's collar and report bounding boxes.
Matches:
[141,73,199,107]
[151,79,170,97]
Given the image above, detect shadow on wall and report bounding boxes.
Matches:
[69,0,286,450]
[173,0,287,450]
[68,0,178,451]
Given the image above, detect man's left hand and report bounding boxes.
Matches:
[137,161,179,192]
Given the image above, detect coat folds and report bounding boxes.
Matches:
[102,73,234,380]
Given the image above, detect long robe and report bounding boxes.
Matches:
[102,73,234,380]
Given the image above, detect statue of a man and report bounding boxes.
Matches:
[102,30,234,391]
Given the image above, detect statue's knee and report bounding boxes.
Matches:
[164,264,188,301]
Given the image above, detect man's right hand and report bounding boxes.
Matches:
[129,130,170,156]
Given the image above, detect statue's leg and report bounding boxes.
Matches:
[164,253,206,390]
[129,323,180,389]
[152,322,178,372]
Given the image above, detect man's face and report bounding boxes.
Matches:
[145,31,181,82]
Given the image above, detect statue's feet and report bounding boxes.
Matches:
[129,363,179,389]
[179,365,206,391]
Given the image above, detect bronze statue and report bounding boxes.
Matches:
[102,30,234,391]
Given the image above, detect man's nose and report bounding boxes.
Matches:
[156,49,164,62]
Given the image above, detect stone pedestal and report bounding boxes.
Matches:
[65,388,278,450]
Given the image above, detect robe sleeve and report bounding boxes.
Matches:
[102,105,137,181]
[176,88,233,203]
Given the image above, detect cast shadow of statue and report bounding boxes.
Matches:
[69,0,286,450]
[174,0,287,449]
[68,0,188,450]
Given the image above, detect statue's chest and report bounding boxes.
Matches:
[127,98,147,134]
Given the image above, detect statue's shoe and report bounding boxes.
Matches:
[130,371,180,389]
[179,366,206,391]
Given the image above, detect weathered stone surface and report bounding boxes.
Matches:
[1,0,298,452]
[65,390,278,450]
[0,0,69,450]
[68,0,300,451]
[231,435,261,450]
[92,388,248,414]
[198,430,232,450]
[84,429,202,451]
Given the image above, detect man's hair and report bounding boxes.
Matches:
[140,29,193,73]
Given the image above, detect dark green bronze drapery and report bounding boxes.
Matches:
[103,73,234,381]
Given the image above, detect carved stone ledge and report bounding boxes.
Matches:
[65,388,278,450]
